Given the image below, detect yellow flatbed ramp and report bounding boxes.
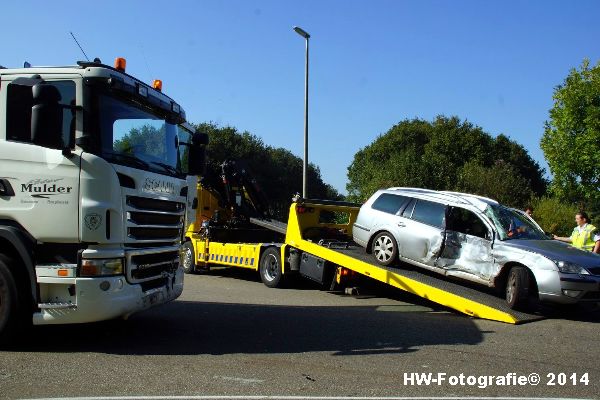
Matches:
[284,201,543,325]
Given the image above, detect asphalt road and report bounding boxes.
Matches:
[1,267,599,400]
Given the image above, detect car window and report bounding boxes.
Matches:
[411,199,446,228]
[401,198,416,217]
[446,207,489,239]
[371,193,409,215]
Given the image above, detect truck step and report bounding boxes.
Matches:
[38,302,77,309]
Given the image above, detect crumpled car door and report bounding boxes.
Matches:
[436,230,495,280]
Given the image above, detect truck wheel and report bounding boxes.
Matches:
[372,231,398,266]
[0,256,19,343]
[505,266,530,310]
[259,247,283,288]
[181,241,196,274]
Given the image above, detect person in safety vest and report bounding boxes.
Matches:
[553,211,600,253]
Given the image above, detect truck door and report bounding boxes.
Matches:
[0,76,81,242]
[436,206,495,280]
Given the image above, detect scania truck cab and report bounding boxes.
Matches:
[0,58,206,341]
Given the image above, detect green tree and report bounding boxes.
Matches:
[346,116,546,205]
[456,160,534,207]
[530,197,579,236]
[196,122,342,219]
[541,59,600,207]
[114,124,165,158]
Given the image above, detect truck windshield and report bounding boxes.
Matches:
[484,205,548,241]
[97,94,191,177]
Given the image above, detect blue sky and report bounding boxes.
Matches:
[3,0,600,194]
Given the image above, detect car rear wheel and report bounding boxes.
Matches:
[372,231,398,266]
[505,266,530,310]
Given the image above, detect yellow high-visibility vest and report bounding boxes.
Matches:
[570,224,598,251]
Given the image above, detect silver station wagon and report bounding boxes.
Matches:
[352,188,600,310]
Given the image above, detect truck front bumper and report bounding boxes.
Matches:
[32,267,184,325]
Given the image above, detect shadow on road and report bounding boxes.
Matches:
[8,299,482,356]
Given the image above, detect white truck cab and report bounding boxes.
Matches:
[0,59,206,340]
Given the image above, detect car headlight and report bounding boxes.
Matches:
[554,260,590,275]
[80,258,124,277]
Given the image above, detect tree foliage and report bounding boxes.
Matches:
[541,59,600,207]
[196,122,342,220]
[114,124,166,158]
[530,197,579,237]
[456,160,533,207]
[346,116,546,207]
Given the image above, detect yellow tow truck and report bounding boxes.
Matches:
[183,176,541,324]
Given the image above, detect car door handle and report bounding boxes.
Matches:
[397,222,406,227]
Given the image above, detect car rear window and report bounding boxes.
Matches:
[371,193,409,215]
[411,200,446,228]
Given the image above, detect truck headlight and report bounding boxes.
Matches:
[554,260,590,275]
[80,258,124,277]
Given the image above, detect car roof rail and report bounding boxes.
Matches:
[387,187,471,205]
[440,191,499,206]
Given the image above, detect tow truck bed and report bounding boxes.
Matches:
[286,200,544,324]
[332,244,541,323]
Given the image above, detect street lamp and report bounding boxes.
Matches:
[293,26,310,199]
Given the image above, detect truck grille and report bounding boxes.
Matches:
[127,250,180,284]
[125,195,185,245]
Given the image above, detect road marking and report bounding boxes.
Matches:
[375,305,435,312]
[21,396,593,400]
[213,375,265,384]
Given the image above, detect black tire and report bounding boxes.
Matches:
[371,231,398,266]
[505,266,530,310]
[0,256,20,343]
[181,241,196,274]
[259,247,283,288]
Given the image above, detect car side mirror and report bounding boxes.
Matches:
[31,83,63,149]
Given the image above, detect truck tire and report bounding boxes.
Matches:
[372,231,398,266]
[0,256,19,343]
[259,247,284,288]
[505,266,530,310]
[181,241,196,274]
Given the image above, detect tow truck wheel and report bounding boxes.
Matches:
[181,242,196,274]
[372,231,398,266]
[0,256,19,343]
[505,266,530,310]
[259,247,283,288]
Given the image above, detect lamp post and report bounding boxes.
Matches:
[293,26,310,199]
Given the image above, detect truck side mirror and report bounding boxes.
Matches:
[31,83,63,149]
[187,132,209,176]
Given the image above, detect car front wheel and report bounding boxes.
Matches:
[505,266,530,310]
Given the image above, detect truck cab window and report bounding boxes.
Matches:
[6,80,76,148]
